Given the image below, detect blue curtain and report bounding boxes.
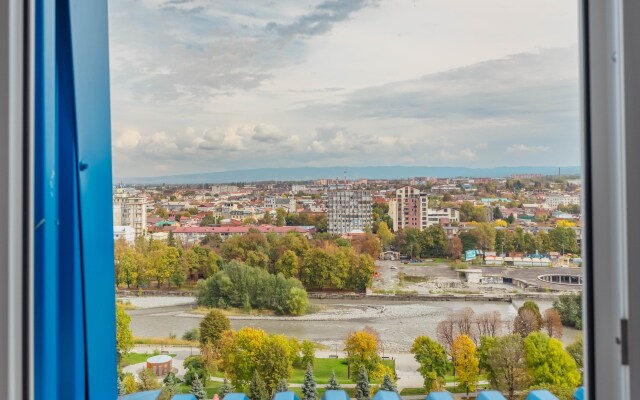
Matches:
[34,0,116,398]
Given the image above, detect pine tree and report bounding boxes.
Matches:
[326,371,341,390]
[117,375,125,396]
[302,363,318,400]
[219,377,234,398]
[168,230,176,247]
[190,373,208,400]
[379,373,397,393]
[276,378,289,393]
[250,371,269,400]
[163,372,178,398]
[355,367,370,400]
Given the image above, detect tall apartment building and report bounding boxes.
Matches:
[394,186,429,231]
[326,188,373,234]
[544,194,580,209]
[113,188,147,237]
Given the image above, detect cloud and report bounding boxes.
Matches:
[251,124,288,143]
[506,144,551,153]
[266,0,379,38]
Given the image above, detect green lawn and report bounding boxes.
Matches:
[399,387,427,396]
[120,352,176,368]
[178,382,223,397]
[289,358,395,384]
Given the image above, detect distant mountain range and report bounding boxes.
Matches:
[117,165,581,185]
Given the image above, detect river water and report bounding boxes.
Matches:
[125,297,580,351]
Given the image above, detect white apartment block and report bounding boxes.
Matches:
[326,188,373,234]
[113,188,147,237]
[426,207,460,227]
[544,194,580,209]
[264,196,296,212]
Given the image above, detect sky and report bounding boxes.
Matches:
[108,0,581,179]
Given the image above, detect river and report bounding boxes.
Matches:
[124,296,581,351]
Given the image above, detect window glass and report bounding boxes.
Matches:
[109,1,583,398]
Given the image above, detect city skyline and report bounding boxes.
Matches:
[109,0,581,178]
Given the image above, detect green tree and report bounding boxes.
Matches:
[523,332,581,388]
[327,371,342,390]
[275,250,299,278]
[452,334,479,395]
[566,335,584,370]
[250,371,269,400]
[263,211,273,225]
[200,214,218,227]
[276,208,287,227]
[548,227,579,254]
[301,339,315,367]
[168,230,176,247]
[553,292,582,329]
[276,379,289,393]
[379,373,397,392]
[200,309,231,346]
[486,335,529,400]
[116,303,134,355]
[301,364,318,400]
[162,372,179,399]
[138,368,161,391]
[190,373,208,400]
[477,336,498,386]
[258,335,293,394]
[219,378,234,397]
[519,301,543,327]
[117,375,125,396]
[355,367,371,400]
[410,335,449,391]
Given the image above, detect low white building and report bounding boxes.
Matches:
[113,225,135,244]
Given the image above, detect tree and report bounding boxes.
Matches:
[117,375,125,396]
[474,311,503,337]
[566,335,584,370]
[276,379,289,392]
[219,377,234,398]
[553,292,582,329]
[200,309,231,346]
[301,339,315,367]
[513,308,541,338]
[447,236,463,259]
[327,371,342,390]
[122,374,137,394]
[519,301,543,326]
[379,373,397,392]
[548,227,579,254]
[190,373,208,400]
[411,335,449,391]
[162,372,179,399]
[116,303,134,355]
[138,368,161,391]
[477,336,498,386]
[542,308,563,339]
[258,335,293,394]
[262,211,273,225]
[276,208,287,227]
[344,331,384,379]
[221,327,268,387]
[275,250,299,279]
[436,316,457,356]
[301,364,318,400]
[523,332,581,388]
[168,230,176,247]
[452,334,479,395]
[355,367,371,400]
[250,371,269,400]
[377,221,393,249]
[486,335,529,400]
[493,206,504,220]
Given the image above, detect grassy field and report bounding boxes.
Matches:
[133,336,198,346]
[120,352,176,368]
[289,358,395,384]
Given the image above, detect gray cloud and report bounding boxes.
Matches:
[266,0,379,38]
